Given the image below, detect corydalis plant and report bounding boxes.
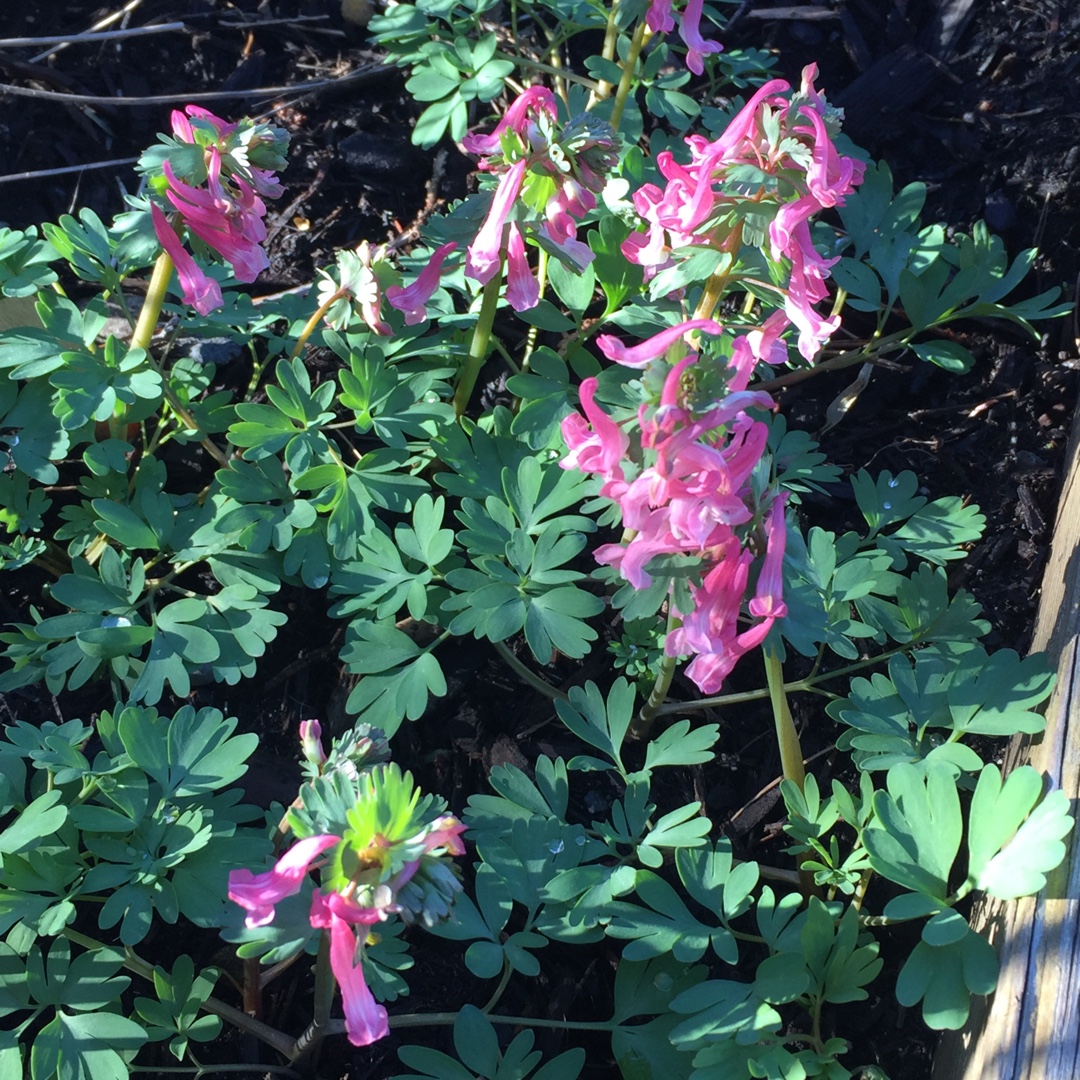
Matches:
[228,721,465,1048]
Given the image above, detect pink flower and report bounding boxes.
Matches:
[646,0,676,32]
[466,158,527,285]
[505,223,540,311]
[386,242,457,324]
[679,0,722,75]
[152,204,223,315]
[310,892,389,1048]
[460,86,557,158]
[596,318,723,368]
[749,495,788,620]
[228,835,341,927]
[163,151,270,284]
[560,377,629,479]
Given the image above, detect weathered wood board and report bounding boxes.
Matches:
[934,399,1080,1078]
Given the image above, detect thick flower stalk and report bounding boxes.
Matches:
[462,87,619,311]
[561,319,789,695]
[141,105,289,314]
[228,726,464,1048]
[622,66,864,360]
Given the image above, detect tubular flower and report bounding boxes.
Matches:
[228,834,340,928]
[309,892,388,1047]
[386,241,457,324]
[596,318,724,369]
[151,204,223,316]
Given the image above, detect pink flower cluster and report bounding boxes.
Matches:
[227,724,466,1048]
[151,106,284,315]
[462,88,618,310]
[623,66,864,361]
[561,320,788,694]
[646,0,723,75]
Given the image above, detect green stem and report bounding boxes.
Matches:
[290,287,348,360]
[500,54,599,91]
[481,960,515,1014]
[764,647,805,791]
[609,20,648,131]
[61,929,296,1060]
[454,272,503,416]
[493,640,568,701]
[131,251,174,353]
[631,608,682,739]
[390,1012,618,1033]
[754,327,913,394]
[590,0,623,102]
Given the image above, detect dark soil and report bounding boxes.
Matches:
[1,1,1078,1078]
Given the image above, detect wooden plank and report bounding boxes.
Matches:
[934,401,1080,1078]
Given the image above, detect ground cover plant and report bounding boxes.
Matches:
[0,1,1075,1078]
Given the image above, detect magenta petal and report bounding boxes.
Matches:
[466,160,527,285]
[596,318,723,368]
[386,241,457,324]
[152,204,223,316]
[505,224,539,311]
[227,834,340,928]
[310,894,389,1048]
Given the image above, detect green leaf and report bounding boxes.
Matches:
[863,762,961,900]
[967,765,1073,900]
[0,790,67,854]
[895,929,998,1030]
[116,704,256,798]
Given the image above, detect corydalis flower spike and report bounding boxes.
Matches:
[227,834,340,927]
[460,85,558,157]
[596,318,724,368]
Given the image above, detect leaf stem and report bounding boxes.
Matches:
[764,647,805,792]
[493,640,568,701]
[60,928,296,1060]
[631,607,682,738]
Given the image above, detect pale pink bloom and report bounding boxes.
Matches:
[596,318,723,368]
[560,377,629,479]
[505,223,540,311]
[749,495,788,619]
[386,241,457,324]
[310,892,389,1048]
[679,0,723,75]
[461,86,557,158]
[785,226,842,361]
[152,204,223,315]
[228,834,340,928]
[465,158,527,285]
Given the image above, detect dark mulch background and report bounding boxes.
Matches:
[1,1,1078,1077]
